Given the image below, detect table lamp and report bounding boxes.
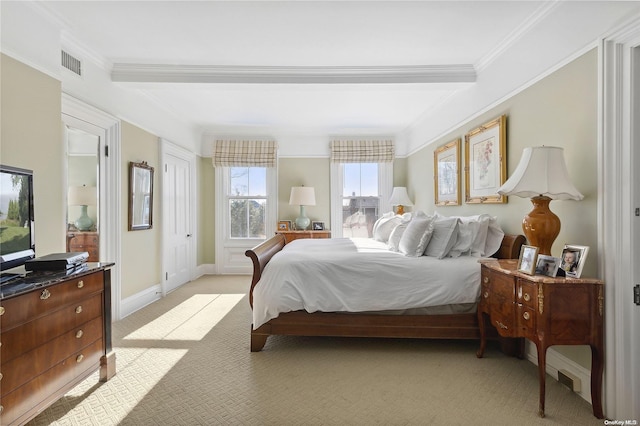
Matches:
[289,186,316,230]
[68,185,97,231]
[389,187,413,215]
[497,146,583,255]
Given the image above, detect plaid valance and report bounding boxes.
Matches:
[212,139,278,167]
[330,139,394,163]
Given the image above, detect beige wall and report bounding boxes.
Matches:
[407,48,598,369]
[120,122,161,298]
[1,54,65,255]
[278,158,331,225]
[198,156,215,265]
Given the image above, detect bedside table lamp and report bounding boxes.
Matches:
[497,146,583,255]
[289,186,316,230]
[68,185,97,231]
[389,187,413,215]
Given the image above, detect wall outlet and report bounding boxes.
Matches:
[558,369,582,392]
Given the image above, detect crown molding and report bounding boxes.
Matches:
[111,64,476,84]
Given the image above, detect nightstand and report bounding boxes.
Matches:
[476,259,604,419]
[67,231,99,261]
[276,230,331,244]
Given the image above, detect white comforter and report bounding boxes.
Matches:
[252,238,483,329]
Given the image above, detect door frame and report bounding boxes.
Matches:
[599,15,640,419]
[62,93,122,320]
[161,138,197,293]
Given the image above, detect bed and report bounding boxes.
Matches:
[245,217,525,352]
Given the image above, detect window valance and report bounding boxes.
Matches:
[330,139,394,163]
[212,139,278,167]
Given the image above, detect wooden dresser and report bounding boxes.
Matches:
[0,263,115,425]
[67,232,99,262]
[276,230,331,244]
[476,259,604,419]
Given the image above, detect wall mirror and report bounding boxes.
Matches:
[128,161,154,231]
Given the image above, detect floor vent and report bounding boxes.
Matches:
[558,369,581,392]
[61,50,82,76]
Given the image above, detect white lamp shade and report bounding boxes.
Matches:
[389,187,413,206]
[68,185,97,206]
[289,186,316,206]
[497,146,584,200]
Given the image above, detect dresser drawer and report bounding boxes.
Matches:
[0,271,103,331]
[1,292,103,363]
[0,338,104,426]
[517,279,537,309]
[517,304,537,338]
[488,271,515,300]
[1,316,103,396]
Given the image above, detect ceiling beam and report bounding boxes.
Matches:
[111,64,476,84]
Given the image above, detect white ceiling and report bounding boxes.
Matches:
[6,1,640,154]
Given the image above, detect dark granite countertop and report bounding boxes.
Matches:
[0,262,114,299]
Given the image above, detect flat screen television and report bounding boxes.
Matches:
[0,164,36,273]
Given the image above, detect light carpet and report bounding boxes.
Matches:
[29,275,603,425]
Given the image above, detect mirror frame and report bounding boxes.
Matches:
[128,161,154,231]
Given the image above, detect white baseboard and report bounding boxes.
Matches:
[119,283,162,319]
[525,341,592,404]
[195,263,216,278]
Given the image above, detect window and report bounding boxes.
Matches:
[331,162,392,238]
[228,167,266,239]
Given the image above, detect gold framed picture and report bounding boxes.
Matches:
[277,220,291,231]
[434,138,461,206]
[464,115,507,204]
[517,245,539,275]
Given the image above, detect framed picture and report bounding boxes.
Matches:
[560,244,589,278]
[312,221,325,231]
[434,138,461,206]
[277,220,291,231]
[464,115,507,204]
[517,245,539,275]
[535,254,560,277]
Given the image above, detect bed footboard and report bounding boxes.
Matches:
[245,233,286,308]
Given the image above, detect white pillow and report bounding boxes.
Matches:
[388,222,408,251]
[372,212,394,237]
[399,212,435,257]
[469,214,492,257]
[373,214,402,243]
[484,217,505,257]
[425,217,459,259]
[448,220,478,257]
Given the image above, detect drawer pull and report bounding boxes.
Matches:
[523,293,531,302]
[76,330,84,339]
[483,276,489,284]
[523,311,530,320]
[40,289,51,300]
[0,372,3,381]
[483,291,489,299]
[495,320,508,330]
[76,354,84,363]
[0,306,4,316]
[75,305,83,314]
[77,280,84,289]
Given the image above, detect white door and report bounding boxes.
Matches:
[162,141,195,294]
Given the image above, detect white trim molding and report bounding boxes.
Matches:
[599,14,640,420]
[111,64,476,84]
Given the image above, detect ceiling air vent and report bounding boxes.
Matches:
[61,50,82,76]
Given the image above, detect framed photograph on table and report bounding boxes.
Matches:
[560,244,589,278]
[311,221,325,231]
[434,138,461,206]
[535,254,560,277]
[277,220,291,231]
[517,245,539,275]
[464,115,507,204]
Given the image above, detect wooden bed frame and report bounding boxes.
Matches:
[245,233,526,352]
